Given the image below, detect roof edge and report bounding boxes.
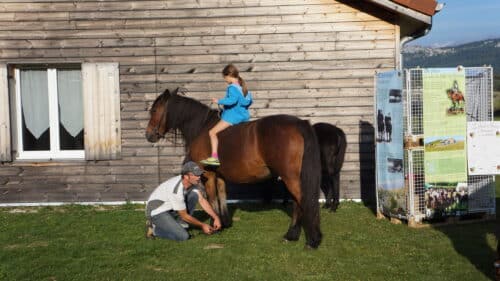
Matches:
[366,0,433,24]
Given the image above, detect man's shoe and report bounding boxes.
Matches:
[145,220,155,239]
[200,157,220,166]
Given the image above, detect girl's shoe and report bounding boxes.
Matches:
[200,157,220,166]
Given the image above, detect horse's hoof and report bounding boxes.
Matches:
[282,237,298,243]
[283,235,300,242]
[329,205,339,212]
[304,244,318,250]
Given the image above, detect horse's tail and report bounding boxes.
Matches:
[333,128,347,175]
[297,119,322,248]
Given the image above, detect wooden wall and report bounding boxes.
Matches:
[0,0,398,203]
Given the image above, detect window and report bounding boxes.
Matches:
[14,66,84,159]
[0,62,121,162]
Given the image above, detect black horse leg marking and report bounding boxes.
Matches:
[284,201,302,241]
[321,173,333,209]
[331,172,340,212]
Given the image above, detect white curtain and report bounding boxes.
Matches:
[57,70,83,137]
[20,70,49,139]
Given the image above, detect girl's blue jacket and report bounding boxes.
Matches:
[218,83,253,125]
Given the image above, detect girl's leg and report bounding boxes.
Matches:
[208,120,231,157]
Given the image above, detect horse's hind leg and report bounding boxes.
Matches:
[284,200,302,241]
[331,172,340,212]
[282,178,302,242]
[321,173,333,209]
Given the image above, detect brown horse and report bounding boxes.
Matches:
[313,123,347,212]
[447,89,464,109]
[145,88,322,248]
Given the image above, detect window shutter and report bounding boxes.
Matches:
[82,63,121,160]
[0,64,11,162]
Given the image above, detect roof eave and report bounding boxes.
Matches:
[366,0,432,25]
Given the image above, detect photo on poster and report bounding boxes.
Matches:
[387,158,403,173]
[445,80,465,115]
[424,135,465,152]
[425,182,468,218]
[389,89,402,103]
[376,109,393,143]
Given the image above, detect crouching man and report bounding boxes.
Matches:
[145,161,221,240]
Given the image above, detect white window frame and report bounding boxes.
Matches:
[14,68,84,160]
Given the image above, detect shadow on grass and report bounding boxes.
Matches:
[431,196,499,280]
[194,179,293,228]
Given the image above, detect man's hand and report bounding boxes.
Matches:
[212,217,222,231]
[201,223,214,235]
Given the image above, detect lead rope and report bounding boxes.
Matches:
[203,101,222,128]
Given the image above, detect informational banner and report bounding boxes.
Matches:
[423,68,468,217]
[467,121,500,175]
[375,70,405,216]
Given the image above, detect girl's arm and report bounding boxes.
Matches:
[217,85,239,106]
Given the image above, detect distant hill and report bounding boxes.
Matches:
[403,38,500,95]
[403,38,500,75]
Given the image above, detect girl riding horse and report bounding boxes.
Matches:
[201,64,253,166]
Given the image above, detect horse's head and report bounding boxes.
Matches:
[145,88,174,142]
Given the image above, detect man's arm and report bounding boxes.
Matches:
[196,191,222,230]
[177,209,213,234]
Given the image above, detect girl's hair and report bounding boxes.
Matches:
[222,64,248,96]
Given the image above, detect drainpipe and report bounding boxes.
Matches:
[399,3,445,70]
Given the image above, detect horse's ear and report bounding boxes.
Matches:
[162,89,170,98]
[172,87,180,95]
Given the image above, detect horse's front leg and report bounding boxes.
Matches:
[215,177,231,227]
[204,171,231,228]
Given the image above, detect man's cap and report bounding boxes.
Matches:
[181,161,204,176]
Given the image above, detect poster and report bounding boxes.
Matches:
[467,121,500,175]
[375,70,405,216]
[423,68,468,217]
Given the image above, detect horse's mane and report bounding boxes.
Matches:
[162,88,220,145]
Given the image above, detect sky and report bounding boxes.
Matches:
[409,0,500,47]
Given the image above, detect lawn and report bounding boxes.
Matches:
[1,182,498,281]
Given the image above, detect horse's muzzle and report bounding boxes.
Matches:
[145,131,159,143]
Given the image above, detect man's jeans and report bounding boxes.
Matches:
[151,190,198,241]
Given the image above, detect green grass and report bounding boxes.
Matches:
[0,194,498,281]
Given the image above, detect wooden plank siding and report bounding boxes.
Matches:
[0,0,398,203]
